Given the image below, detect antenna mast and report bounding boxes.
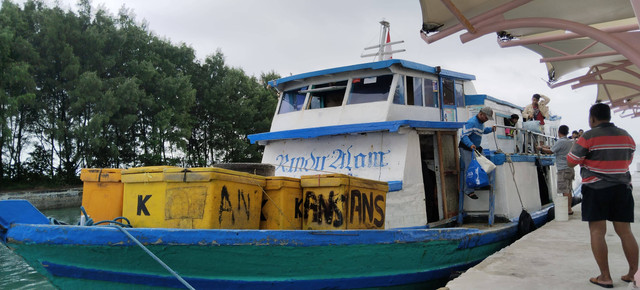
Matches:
[361,20,406,61]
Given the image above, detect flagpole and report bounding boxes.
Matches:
[360,20,405,61]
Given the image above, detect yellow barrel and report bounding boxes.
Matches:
[300,174,350,230]
[163,167,266,229]
[80,168,123,222]
[260,177,302,230]
[121,166,178,228]
[346,176,388,229]
[300,174,388,230]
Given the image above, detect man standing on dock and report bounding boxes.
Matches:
[567,103,637,288]
[459,106,496,200]
[537,125,574,215]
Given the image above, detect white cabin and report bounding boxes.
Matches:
[249,59,560,229]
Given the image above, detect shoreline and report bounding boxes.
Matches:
[0,188,82,210]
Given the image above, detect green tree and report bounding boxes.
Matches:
[0,0,38,183]
[187,52,279,164]
[0,0,282,189]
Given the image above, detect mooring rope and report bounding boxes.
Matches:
[109,225,195,290]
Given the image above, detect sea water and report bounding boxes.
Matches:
[0,207,80,289]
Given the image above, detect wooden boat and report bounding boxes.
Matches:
[0,24,563,289]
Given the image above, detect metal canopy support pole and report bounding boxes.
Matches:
[420,0,531,44]
[632,0,640,26]
[459,18,640,70]
[499,23,639,48]
[572,79,640,91]
[441,0,477,34]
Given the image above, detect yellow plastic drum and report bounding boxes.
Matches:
[260,177,302,230]
[163,167,266,229]
[80,168,124,222]
[301,174,388,230]
[121,166,178,228]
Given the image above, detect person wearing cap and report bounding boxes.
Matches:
[459,107,497,199]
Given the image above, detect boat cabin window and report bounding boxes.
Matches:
[455,82,464,107]
[393,75,405,105]
[442,79,465,107]
[406,76,440,107]
[306,80,348,109]
[424,78,439,108]
[406,76,423,106]
[442,79,455,106]
[278,87,307,114]
[348,75,393,104]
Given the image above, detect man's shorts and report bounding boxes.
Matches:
[582,184,634,222]
[556,168,574,193]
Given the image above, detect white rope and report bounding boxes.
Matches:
[111,226,195,290]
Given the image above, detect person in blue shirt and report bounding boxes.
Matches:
[458,107,496,199]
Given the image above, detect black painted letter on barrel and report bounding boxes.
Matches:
[137,195,151,216]
[294,198,303,219]
[219,186,235,224]
[374,195,385,227]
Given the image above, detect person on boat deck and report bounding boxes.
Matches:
[536,125,574,215]
[522,93,550,125]
[459,106,496,200]
[523,94,550,153]
[567,103,637,289]
[504,114,520,138]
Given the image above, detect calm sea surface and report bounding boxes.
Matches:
[1,207,80,289]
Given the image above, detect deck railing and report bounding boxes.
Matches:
[493,125,558,154]
[460,125,558,227]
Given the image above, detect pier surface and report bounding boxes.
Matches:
[444,172,640,290]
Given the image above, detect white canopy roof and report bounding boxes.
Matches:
[419,0,640,118]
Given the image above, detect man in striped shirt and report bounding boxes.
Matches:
[567,103,637,288]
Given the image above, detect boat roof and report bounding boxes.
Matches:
[248,120,464,144]
[465,94,524,111]
[268,59,476,90]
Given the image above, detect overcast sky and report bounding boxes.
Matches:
[27,0,640,169]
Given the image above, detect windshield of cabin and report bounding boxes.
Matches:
[347,74,393,104]
[278,87,307,114]
[308,80,348,109]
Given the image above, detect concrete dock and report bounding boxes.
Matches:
[444,172,640,290]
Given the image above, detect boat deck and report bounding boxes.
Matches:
[442,173,640,290]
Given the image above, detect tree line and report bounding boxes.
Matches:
[0,0,280,189]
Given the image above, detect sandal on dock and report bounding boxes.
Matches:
[589,277,613,288]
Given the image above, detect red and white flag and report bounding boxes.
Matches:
[383,30,392,60]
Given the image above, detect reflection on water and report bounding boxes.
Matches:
[1,206,80,290]
[0,245,55,290]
